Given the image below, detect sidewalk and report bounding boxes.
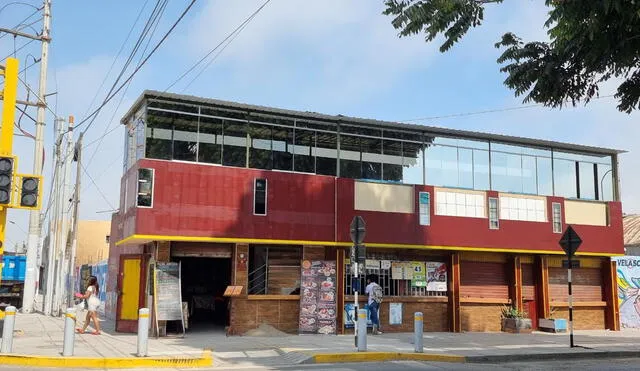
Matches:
[1,313,640,369]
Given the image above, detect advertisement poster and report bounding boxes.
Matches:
[411,262,426,287]
[426,262,448,292]
[389,303,403,325]
[403,262,414,280]
[419,192,430,226]
[299,260,337,335]
[366,259,380,270]
[343,303,372,329]
[614,257,640,328]
[381,260,392,270]
[391,262,404,280]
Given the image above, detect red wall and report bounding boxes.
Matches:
[117,159,624,255]
[134,159,336,242]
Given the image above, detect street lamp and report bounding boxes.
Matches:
[600,169,613,201]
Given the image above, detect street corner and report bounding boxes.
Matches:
[0,349,213,369]
[308,352,466,364]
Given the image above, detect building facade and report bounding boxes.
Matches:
[108,90,624,334]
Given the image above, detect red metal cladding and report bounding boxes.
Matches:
[118,159,624,255]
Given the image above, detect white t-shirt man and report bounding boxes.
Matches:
[365,282,379,305]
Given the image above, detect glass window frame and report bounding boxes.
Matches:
[552,202,562,233]
[136,168,155,208]
[253,178,267,216]
[488,197,499,230]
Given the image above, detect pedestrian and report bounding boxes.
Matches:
[365,274,383,335]
[75,275,101,335]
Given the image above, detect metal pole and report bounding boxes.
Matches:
[1,306,16,353]
[62,307,76,356]
[23,0,52,313]
[54,119,70,315]
[356,309,367,352]
[66,130,81,308]
[137,308,150,357]
[353,260,358,348]
[414,312,424,353]
[568,256,574,348]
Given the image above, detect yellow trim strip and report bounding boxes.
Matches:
[0,350,212,369]
[312,352,465,364]
[116,234,623,257]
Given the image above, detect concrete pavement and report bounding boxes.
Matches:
[1,313,640,368]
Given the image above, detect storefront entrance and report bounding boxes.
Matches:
[171,255,231,332]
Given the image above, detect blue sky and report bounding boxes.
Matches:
[1,0,637,250]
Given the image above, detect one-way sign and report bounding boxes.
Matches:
[559,225,582,257]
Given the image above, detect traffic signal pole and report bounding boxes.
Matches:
[0,58,20,288]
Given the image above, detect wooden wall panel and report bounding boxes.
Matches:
[522,263,536,301]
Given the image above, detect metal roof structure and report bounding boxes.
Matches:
[122,90,625,156]
[624,215,640,247]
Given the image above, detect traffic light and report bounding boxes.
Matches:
[0,156,14,205]
[17,175,41,209]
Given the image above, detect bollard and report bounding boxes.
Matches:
[414,312,424,353]
[62,308,76,356]
[356,309,367,352]
[1,306,16,353]
[137,308,150,357]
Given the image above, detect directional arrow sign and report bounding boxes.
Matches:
[350,216,366,244]
[559,225,582,257]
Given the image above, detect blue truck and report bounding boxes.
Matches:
[1,254,26,311]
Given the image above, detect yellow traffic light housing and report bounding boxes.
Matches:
[12,174,42,210]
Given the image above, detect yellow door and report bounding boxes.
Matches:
[120,258,141,321]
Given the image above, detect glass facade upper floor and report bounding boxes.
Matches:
[123,95,619,202]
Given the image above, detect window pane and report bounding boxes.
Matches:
[537,157,553,196]
[522,156,537,194]
[427,145,457,187]
[294,129,314,173]
[340,134,361,179]
[198,116,222,164]
[172,118,198,162]
[473,149,490,190]
[137,168,153,207]
[272,126,293,171]
[579,162,596,200]
[553,158,577,198]
[315,132,337,176]
[147,100,198,114]
[382,140,403,182]
[403,142,424,185]
[145,109,173,160]
[361,137,382,180]
[249,123,272,170]
[223,120,247,167]
[491,151,523,193]
[598,164,613,201]
[458,148,473,189]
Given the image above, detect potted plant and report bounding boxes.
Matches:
[500,306,532,334]
[539,308,567,333]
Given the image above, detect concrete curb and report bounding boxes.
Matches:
[308,352,465,364]
[465,350,640,363]
[306,349,640,365]
[0,350,212,369]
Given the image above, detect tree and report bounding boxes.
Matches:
[383,0,640,113]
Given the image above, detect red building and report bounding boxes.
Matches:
[108,91,623,334]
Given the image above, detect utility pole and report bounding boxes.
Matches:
[44,117,64,315]
[23,0,52,313]
[67,132,82,308]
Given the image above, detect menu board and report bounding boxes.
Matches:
[299,260,337,335]
[154,262,184,322]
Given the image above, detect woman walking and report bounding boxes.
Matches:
[75,275,102,335]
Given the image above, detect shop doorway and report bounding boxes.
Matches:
[172,256,231,332]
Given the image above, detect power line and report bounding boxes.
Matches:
[0,37,36,62]
[73,0,197,133]
[399,94,617,123]
[81,162,115,210]
[0,4,42,41]
[84,1,167,169]
[81,0,151,119]
[167,0,272,93]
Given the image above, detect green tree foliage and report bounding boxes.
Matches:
[384,0,640,113]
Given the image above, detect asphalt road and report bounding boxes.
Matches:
[1,358,640,371]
